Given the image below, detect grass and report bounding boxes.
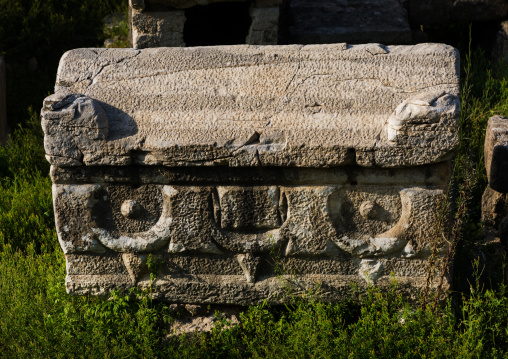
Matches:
[0,245,169,358]
[1,245,507,358]
[1,7,508,356]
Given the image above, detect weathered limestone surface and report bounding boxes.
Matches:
[43,44,459,303]
[130,10,186,48]
[0,57,6,144]
[46,44,459,169]
[286,0,412,45]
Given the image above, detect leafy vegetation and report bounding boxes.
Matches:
[103,10,130,49]
[1,3,508,357]
[0,0,127,128]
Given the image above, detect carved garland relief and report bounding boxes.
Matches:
[55,183,443,285]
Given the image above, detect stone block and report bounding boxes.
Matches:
[246,6,279,45]
[47,44,459,168]
[131,0,281,47]
[493,21,508,65]
[482,185,508,229]
[409,0,508,25]
[484,116,508,193]
[0,57,6,144]
[42,44,459,303]
[287,0,412,45]
[483,115,508,261]
[131,10,185,48]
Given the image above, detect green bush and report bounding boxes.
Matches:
[0,0,127,129]
[0,0,126,62]
[0,244,172,358]
[0,246,507,359]
[0,108,53,252]
[103,10,130,48]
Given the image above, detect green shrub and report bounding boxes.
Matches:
[1,244,507,359]
[0,244,172,358]
[160,286,508,358]
[103,9,130,48]
[0,108,53,252]
[0,0,128,128]
[0,0,126,62]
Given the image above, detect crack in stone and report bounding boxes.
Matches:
[91,51,142,85]
[171,154,234,164]
[283,61,301,94]
[86,59,294,85]
[79,52,101,84]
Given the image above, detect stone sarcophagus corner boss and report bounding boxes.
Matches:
[42,43,459,304]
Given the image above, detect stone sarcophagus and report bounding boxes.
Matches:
[42,43,459,304]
